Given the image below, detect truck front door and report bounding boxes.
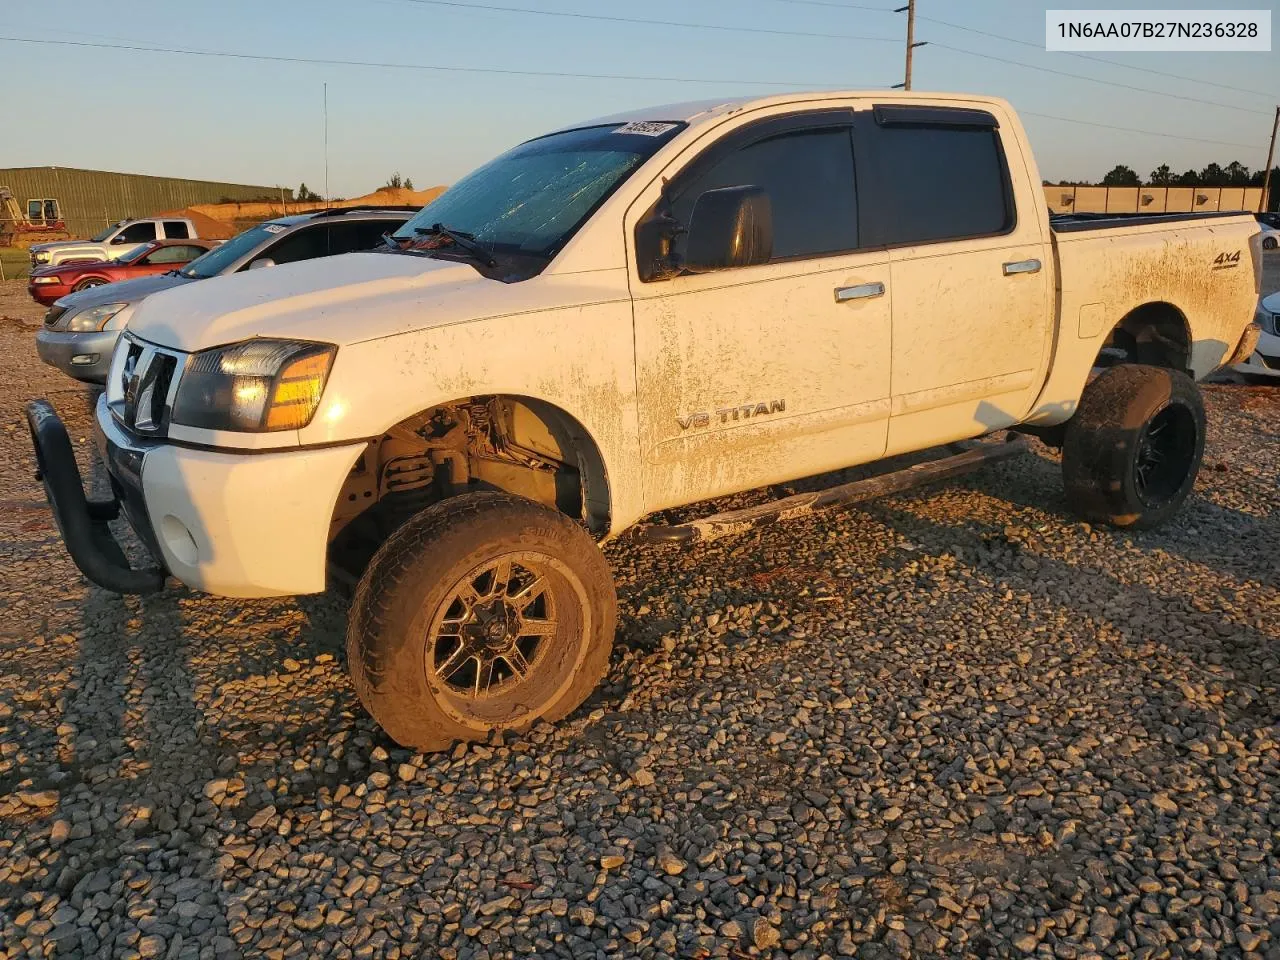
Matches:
[628,109,892,514]
[857,104,1053,454]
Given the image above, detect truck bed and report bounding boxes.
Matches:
[1050,210,1252,233]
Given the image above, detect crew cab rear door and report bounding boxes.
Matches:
[626,107,892,514]
[857,104,1053,453]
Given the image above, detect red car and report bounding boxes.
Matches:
[26,238,219,306]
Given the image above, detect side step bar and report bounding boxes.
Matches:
[640,434,1028,544]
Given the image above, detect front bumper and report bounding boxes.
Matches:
[28,282,71,306]
[1232,326,1280,379]
[27,394,366,597]
[35,328,120,383]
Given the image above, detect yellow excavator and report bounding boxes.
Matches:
[0,187,70,247]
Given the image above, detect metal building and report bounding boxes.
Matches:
[0,167,291,239]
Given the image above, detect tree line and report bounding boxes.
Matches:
[1053,161,1280,188]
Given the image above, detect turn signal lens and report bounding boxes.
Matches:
[171,339,337,432]
[264,351,335,430]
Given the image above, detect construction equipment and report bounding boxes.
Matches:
[0,187,70,247]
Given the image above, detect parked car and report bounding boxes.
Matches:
[1255,214,1279,250]
[1233,290,1279,380]
[27,239,219,305]
[34,207,415,383]
[28,91,1262,751]
[28,216,204,270]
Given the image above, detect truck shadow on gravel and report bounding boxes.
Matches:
[866,493,1278,728]
[957,442,1279,591]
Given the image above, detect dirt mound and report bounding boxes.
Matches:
[156,207,239,240]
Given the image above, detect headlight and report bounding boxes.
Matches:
[171,339,336,432]
[34,251,51,263]
[31,276,61,285]
[65,302,128,332]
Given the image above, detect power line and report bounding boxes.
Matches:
[0,35,868,88]
[1,34,1263,155]
[766,0,1269,100]
[384,0,899,44]
[917,14,1270,100]
[1021,110,1262,150]
[930,42,1272,117]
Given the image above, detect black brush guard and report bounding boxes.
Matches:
[25,400,166,594]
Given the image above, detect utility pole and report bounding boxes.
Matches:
[1261,106,1279,213]
[323,82,330,201]
[892,0,927,91]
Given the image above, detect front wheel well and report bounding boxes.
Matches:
[328,396,611,567]
[1096,302,1192,373]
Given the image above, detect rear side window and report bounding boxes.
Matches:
[163,220,191,239]
[670,127,858,261]
[259,225,328,265]
[870,125,1012,245]
[115,222,158,244]
[328,220,399,255]
[146,244,203,264]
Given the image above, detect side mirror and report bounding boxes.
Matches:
[110,236,132,244]
[684,185,772,273]
[248,257,276,270]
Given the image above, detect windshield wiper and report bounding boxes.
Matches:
[381,231,404,251]
[414,223,497,268]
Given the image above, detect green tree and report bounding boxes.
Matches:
[1148,164,1172,186]
[383,172,405,189]
[1224,161,1250,185]
[1175,169,1199,186]
[296,183,320,202]
[1199,163,1227,186]
[1101,164,1140,187]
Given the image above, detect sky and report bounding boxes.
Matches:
[4,0,1277,196]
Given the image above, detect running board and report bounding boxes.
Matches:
[639,434,1028,544]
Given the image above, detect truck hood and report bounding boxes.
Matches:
[54,272,193,313]
[128,252,482,352]
[31,240,108,255]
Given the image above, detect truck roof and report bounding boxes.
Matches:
[572,90,1009,132]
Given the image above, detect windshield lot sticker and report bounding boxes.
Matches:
[614,121,678,136]
[263,224,287,234]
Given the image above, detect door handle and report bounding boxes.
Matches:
[834,281,886,303]
[1003,259,1042,276]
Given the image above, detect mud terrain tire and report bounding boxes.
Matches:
[1062,364,1205,529]
[346,492,616,751]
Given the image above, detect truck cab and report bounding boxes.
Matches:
[26,91,1262,751]
[29,216,200,269]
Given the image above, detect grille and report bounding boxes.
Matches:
[44,305,66,328]
[107,335,183,435]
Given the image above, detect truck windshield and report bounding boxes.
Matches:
[180,223,284,279]
[393,121,685,262]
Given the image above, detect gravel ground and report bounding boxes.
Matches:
[0,273,1277,960]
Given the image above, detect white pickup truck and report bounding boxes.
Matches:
[28,91,1262,750]
[29,216,203,269]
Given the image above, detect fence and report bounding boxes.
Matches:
[1045,184,1266,215]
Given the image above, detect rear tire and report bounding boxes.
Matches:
[1062,364,1205,529]
[1264,236,1277,250]
[345,491,616,751]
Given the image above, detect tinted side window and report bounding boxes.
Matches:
[163,220,191,239]
[328,220,398,255]
[671,128,858,261]
[146,245,202,264]
[871,126,1011,245]
[259,225,328,265]
[116,222,158,243]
